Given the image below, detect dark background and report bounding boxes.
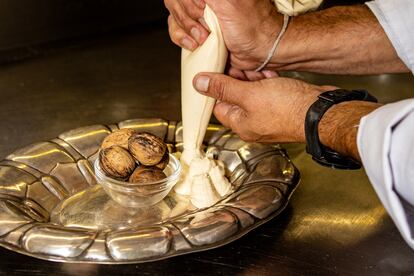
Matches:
[0,0,365,64]
[0,0,167,63]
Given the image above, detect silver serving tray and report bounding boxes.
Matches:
[0,118,299,264]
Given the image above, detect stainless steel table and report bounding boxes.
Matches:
[0,26,413,275]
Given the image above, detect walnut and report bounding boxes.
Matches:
[99,146,136,179]
[155,151,169,170]
[128,132,167,166]
[129,166,166,184]
[101,128,136,150]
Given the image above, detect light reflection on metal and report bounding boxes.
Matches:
[0,119,299,263]
[285,206,387,246]
[0,181,26,192]
[11,149,73,162]
[63,130,110,142]
[118,123,167,129]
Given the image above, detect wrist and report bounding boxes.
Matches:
[267,14,315,70]
[267,11,339,71]
[293,85,333,143]
[318,101,381,161]
[253,10,284,69]
[266,6,365,72]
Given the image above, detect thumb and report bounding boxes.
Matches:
[193,73,250,108]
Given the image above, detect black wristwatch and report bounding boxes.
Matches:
[305,89,377,170]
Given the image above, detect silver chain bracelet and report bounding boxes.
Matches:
[255,14,290,72]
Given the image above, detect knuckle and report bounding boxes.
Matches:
[184,2,203,18]
[210,78,227,101]
[172,10,196,30]
[234,128,250,141]
[232,120,260,142]
[172,10,185,24]
[238,133,250,141]
[192,0,205,9]
[167,15,173,27]
[167,16,185,46]
[182,17,196,30]
[164,0,173,10]
[239,132,258,142]
[167,17,177,36]
[169,34,180,46]
[172,9,184,23]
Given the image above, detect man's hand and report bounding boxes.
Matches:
[165,0,209,51]
[193,73,382,161]
[165,0,281,80]
[193,73,332,142]
[165,1,408,75]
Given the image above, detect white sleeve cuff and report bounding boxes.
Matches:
[358,99,414,250]
[390,111,414,204]
[366,0,414,72]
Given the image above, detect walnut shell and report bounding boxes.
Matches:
[155,151,169,170]
[129,166,166,184]
[99,146,136,179]
[101,128,136,150]
[128,132,167,166]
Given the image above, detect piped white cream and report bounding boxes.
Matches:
[175,5,231,208]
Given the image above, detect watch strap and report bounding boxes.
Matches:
[305,89,377,170]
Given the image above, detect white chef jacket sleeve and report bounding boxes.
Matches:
[358,100,414,250]
[361,0,414,249]
[366,0,414,72]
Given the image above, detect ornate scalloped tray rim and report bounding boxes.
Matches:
[0,118,300,264]
[0,191,299,264]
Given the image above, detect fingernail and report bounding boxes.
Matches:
[182,37,196,50]
[195,76,210,92]
[191,27,201,43]
[262,70,278,78]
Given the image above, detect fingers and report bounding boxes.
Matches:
[165,0,209,49]
[244,70,266,81]
[193,73,251,108]
[243,69,279,80]
[192,0,206,9]
[213,101,246,133]
[168,16,197,50]
[227,67,279,81]
[262,70,279,78]
[227,67,248,81]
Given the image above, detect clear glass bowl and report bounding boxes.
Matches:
[94,153,181,208]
